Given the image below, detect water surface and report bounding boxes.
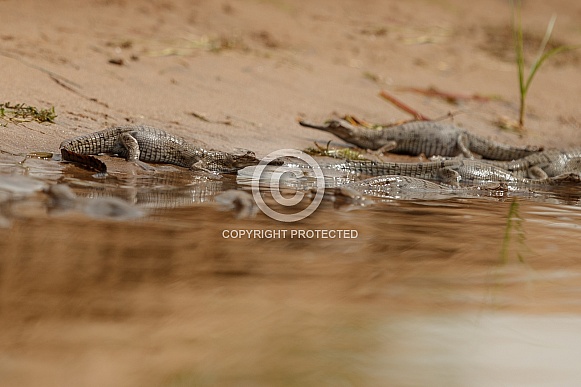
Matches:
[1,154,581,386]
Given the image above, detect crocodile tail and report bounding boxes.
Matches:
[61,148,107,173]
[467,133,544,161]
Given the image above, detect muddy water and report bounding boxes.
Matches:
[2,155,581,386]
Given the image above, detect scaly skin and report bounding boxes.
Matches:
[300,119,543,160]
[338,159,580,186]
[484,148,581,178]
[60,125,259,173]
[341,175,511,200]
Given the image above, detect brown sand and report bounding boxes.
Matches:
[1,0,580,158]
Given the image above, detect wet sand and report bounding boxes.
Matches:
[1,0,580,155]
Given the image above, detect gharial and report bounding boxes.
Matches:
[332,159,581,187]
[60,125,260,174]
[299,118,543,160]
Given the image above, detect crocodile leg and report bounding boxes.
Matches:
[437,167,462,187]
[527,157,581,178]
[118,133,155,171]
[119,133,140,160]
[457,133,475,159]
[373,141,398,154]
[528,166,549,179]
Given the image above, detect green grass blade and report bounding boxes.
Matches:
[524,44,581,92]
[533,14,557,64]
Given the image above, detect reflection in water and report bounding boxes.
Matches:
[2,155,581,385]
[63,172,231,209]
[500,198,526,263]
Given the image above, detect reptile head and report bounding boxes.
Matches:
[214,151,260,173]
[201,150,260,174]
[231,151,260,169]
[300,119,380,150]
